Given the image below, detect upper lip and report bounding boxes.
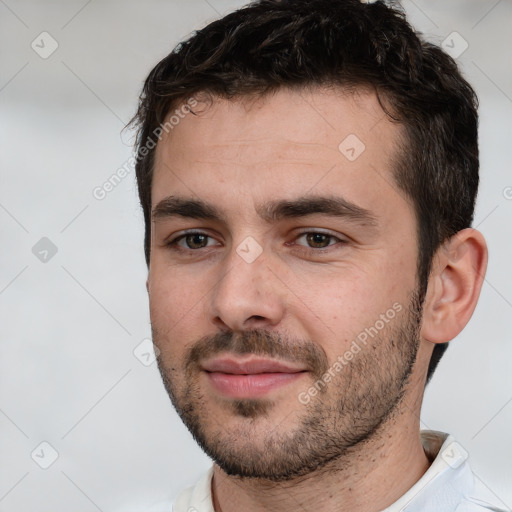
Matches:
[201,357,307,374]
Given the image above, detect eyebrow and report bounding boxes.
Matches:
[152,194,378,227]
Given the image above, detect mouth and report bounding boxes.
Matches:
[200,356,308,398]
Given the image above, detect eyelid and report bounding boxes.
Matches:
[166,228,212,242]
[294,228,344,238]
[164,228,348,252]
[291,229,346,250]
[165,229,221,249]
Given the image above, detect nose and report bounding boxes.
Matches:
[209,245,287,332]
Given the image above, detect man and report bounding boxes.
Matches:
[129,0,507,510]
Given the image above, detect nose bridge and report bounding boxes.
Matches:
[209,238,286,331]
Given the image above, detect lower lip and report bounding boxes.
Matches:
[205,371,306,398]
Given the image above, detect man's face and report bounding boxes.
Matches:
[148,87,423,480]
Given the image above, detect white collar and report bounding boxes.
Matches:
[384,431,474,511]
[172,431,486,512]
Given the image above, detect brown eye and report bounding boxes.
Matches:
[305,233,333,248]
[165,231,218,252]
[298,232,338,249]
[184,234,209,249]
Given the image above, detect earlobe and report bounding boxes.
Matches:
[420,228,488,344]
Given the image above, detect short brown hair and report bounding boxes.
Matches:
[129,0,479,381]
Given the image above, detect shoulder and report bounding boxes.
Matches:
[455,500,511,512]
[455,479,511,512]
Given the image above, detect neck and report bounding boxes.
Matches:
[211,401,430,512]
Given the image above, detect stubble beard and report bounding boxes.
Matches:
[155,291,423,481]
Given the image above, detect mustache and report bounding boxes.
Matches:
[185,329,329,379]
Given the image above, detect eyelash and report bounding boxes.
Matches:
[165,229,346,254]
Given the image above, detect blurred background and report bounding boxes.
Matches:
[1,0,511,510]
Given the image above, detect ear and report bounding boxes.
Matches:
[421,228,488,344]
[146,278,150,294]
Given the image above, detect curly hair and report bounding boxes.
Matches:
[129,0,479,382]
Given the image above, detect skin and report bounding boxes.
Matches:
[147,86,488,512]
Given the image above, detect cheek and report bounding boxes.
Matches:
[148,267,208,353]
[279,271,362,354]
[149,279,184,324]
[290,267,410,360]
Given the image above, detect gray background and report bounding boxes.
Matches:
[1,0,511,510]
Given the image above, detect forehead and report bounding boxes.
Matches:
[152,86,409,221]
[157,87,395,159]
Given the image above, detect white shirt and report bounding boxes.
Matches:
[172,431,510,512]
